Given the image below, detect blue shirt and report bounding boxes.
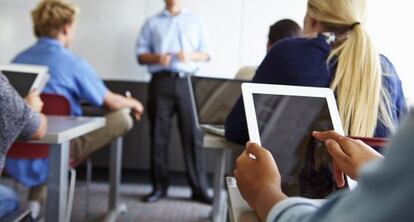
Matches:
[13,37,108,116]
[267,111,414,222]
[225,34,406,144]
[6,37,108,187]
[136,10,209,74]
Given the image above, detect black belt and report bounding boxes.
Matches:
[153,71,190,78]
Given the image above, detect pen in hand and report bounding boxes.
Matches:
[125,90,132,98]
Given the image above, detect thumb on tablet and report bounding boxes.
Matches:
[246,142,264,159]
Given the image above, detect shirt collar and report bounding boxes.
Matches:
[37,37,64,47]
[161,8,188,17]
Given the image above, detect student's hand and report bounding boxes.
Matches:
[158,54,172,66]
[176,51,188,63]
[313,131,384,187]
[234,142,287,221]
[25,90,44,113]
[128,97,144,121]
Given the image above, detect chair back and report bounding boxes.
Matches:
[6,93,71,159]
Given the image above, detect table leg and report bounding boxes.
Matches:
[211,148,230,222]
[103,137,127,222]
[46,142,69,222]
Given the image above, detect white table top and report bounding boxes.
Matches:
[226,177,260,222]
[203,133,242,149]
[32,115,106,144]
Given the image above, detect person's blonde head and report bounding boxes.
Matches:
[307,0,395,136]
[32,0,79,38]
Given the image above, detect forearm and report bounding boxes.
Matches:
[103,91,132,111]
[138,53,160,65]
[254,184,288,221]
[31,113,47,140]
[187,52,209,62]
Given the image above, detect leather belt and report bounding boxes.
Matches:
[153,71,189,78]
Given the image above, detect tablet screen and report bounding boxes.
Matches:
[252,93,336,198]
[1,70,38,97]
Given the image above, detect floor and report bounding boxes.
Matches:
[1,170,214,222]
[71,182,212,222]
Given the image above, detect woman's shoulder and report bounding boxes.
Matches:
[267,34,330,59]
[379,54,401,82]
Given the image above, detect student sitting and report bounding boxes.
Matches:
[235,19,302,80]
[0,72,47,218]
[234,111,414,222]
[7,0,144,218]
[225,0,406,145]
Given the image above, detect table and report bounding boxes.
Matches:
[203,133,242,222]
[226,177,259,222]
[29,116,105,222]
[103,137,128,222]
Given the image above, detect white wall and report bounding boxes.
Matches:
[0,0,412,97]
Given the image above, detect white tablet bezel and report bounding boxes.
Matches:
[241,82,356,189]
[0,64,49,95]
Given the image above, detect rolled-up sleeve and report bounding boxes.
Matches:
[136,20,153,56]
[197,19,209,55]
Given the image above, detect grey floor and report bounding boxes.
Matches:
[1,179,213,222]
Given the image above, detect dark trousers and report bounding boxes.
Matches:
[147,73,209,195]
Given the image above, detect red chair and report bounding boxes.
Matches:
[6,93,93,222]
[7,93,70,158]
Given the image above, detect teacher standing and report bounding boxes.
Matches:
[136,0,211,203]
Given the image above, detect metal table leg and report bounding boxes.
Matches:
[46,142,69,222]
[103,137,127,222]
[211,148,230,222]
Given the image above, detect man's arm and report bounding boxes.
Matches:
[138,53,171,66]
[103,91,144,120]
[176,51,210,63]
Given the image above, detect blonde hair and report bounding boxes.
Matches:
[307,0,395,137]
[32,0,79,38]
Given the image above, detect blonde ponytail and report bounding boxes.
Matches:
[308,0,395,136]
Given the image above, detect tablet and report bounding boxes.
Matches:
[0,64,49,97]
[242,83,356,199]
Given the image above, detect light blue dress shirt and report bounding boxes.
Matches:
[267,111,414,222]
[136,9,209,74]
[13,37,108,116]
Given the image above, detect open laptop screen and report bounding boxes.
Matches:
[252,93,336,198]
[191,77,246,125]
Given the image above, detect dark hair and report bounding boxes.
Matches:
[268,19,301,46]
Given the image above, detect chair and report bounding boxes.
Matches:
[6,93,93,222]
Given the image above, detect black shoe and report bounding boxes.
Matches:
[191,192,213,205]
[142,190,167,203]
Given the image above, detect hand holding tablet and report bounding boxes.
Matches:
[25,90,44,113]
[241,83,357,198]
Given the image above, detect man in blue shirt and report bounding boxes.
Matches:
[136,0,211,203]
[9,0,144,217]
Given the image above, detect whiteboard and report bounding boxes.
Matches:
[0,0,412,98]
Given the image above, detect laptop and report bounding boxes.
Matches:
[241,83,356,198]
[0,64,50,97]
[188,76,247,136]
